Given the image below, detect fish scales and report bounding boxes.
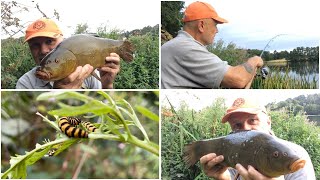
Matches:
[35,34,134,81]
[183,130,306,178]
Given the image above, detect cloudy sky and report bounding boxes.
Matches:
[185,0,320,51]
[3,0,319,51]
[161,89,320,111]
[2,0,159,38]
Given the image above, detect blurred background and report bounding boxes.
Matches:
[1,91,159,178]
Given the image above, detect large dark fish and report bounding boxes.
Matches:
[35,34,134,81]
[183,130,306,178]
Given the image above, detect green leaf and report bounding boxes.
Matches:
[48,100,114,116]
[119,104,150,142]
[135,105,159,122]
[36,91,91,103]
[1,138,70,179]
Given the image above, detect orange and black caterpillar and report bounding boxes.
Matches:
[58,117,96,138]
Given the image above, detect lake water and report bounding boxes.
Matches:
[307,115,320,126]
[266,61,319,88]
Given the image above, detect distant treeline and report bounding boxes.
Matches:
[267,94,320,115]
[247,46,319,62]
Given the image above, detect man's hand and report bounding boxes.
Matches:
[200,153,231,180]
[235,164,284,180]
[53,64,94,89]
[98,53,120,89]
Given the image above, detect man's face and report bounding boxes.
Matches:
[28,36,63,65]
[201,18,218,45]
[227,111,271,133]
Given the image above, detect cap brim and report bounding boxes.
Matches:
[213,16,228,24]
[24,32,61,43]
[221,108,262,123]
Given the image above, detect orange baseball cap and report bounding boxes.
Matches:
[183,1,228,23]
[222,98,268,123]
[24,18,62,43]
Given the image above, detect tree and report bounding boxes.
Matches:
[1,1,60,38]
[161,1,184,37]
[74,23,89,34]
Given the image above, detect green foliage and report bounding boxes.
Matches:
[114,33,159,88]
[162,98,230,180]
[161,1,185,37]
[1,37,35,89]
[97,26,124,40]
[270,111,320,180]
[251,67,318,89]
[207,39,249,65]
[161,98,320,180]
[247,46,319,62]
[267,94,320,115]
[1,91,159,178]
[74,23,89,34]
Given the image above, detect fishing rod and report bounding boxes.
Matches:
[258,34,286,79]
[260,34,286,57]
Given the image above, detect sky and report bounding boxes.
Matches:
[2,0,319,51]
[161,89,320,111]
[2,0,159,38]
[184,0,320,51]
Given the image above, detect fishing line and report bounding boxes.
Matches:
[258,34,287,79]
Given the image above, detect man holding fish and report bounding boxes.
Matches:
[16,18,121,89]
[197,98,315,180]
[161,1,263,89]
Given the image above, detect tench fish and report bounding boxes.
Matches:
[35,34,134,81]
[183,130,306,178]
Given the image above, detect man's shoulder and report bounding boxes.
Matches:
[16,67,50,89]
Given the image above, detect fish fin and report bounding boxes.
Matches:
[183,142,200,167]
[91,70,102,82]
[119,40,134,62]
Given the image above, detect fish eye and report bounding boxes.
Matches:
[283,152,288,156]
[273,151,279,158]
[54,59,60,63]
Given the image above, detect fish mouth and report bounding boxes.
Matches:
[290,159,306,172]
[35,67,52,81]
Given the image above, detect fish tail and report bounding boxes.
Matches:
[119,40,134,62]
[183,142,201,167]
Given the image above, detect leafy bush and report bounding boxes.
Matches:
[161,98,320,179]
[1,37,35,89]
[114,32,159,89]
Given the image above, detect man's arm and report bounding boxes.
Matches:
[221,56,263,88]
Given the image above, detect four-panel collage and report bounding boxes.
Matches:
[1,0,319,179]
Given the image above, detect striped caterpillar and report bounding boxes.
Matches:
[58,117,96,138]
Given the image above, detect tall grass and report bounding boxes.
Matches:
[252,67,318,89]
